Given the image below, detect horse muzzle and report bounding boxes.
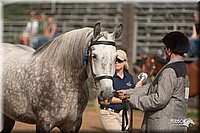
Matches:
[98,91,113,105]
[96,78,114,105]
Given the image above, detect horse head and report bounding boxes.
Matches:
[86,22,123,105]
[141,54,167,78]
[141,54,156,77]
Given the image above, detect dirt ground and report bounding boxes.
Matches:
[11,100,144,133]
[11,100,199,133]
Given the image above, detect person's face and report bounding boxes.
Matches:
[29,15,35,21]
[194,14,199,23]
[115,58,125,71]
[48,17,53,23]
[164,47,171,61]
[39,14,46,22]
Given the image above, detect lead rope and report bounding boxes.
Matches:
[129,102,133,133]
[122,99,133,132]
[122,99,128,131]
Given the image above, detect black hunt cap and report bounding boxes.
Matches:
[162,31,189,54]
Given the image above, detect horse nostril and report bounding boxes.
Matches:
[100,91,104,97]
[98,91,106,102]
[100,90,111,99]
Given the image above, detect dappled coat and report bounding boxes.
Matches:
[126,58,189,132]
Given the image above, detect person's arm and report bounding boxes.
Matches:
[25,21,31,32]
[130,83,150,94]
[45,24,57,37]
[128,68,176,111]
[44,26,49,36]
[118,83,150,100]
[32,20,39,35]
[50,24,57,36]
[43,22,48,35]
[135,81,142,87]
[51,24,57,36]
[191,24,197,39]
[111,97,122,104]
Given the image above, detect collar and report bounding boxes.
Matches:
[114,71,128,79]
[167,57,184,65]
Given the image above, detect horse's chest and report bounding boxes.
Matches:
[35,84,87,119]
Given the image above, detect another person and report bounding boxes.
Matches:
[31,12,48,49]
[187,10,200,57]
[18,11,38,46]
[118,31,190,132]
[99,50,142,132]
[36,15,59,49]
[44,15,58,38]
[38,12,48,35]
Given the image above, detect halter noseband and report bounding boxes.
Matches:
[86,39,116,82]
[90,41,116,47]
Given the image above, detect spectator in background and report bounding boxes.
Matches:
[36,15,59,49]
[187,7,200,57]
[38,12,48,35]
[44,15,59,38]
[31,12,48,49]
[18,11,38,46]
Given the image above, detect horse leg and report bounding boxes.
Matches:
[36,122,51,133]
[59,117,82,133]
[71,117,82,133]
[1,115,15,133]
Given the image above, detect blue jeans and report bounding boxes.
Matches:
[187,39,200,57]
[31,35,52,50]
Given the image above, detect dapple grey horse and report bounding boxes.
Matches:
[1,22,123,133]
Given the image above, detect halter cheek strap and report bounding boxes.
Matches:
[84,39,116,81]
[84,41,116,65]
[84,48,89,65]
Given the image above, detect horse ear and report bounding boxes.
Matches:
[112,24,123,39]
[94,22,101,38]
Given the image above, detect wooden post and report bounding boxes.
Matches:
[0,2,3,43]
[122,3,135,74]
[0,2,3,130]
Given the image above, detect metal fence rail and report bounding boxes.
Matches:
[3,2,197,60]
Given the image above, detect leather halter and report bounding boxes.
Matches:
[90,41,116,47]
[87,39,116,82]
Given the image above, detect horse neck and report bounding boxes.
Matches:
[33,30,92,79]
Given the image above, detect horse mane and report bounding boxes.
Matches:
[33,27,94,71]
[153,54,168,64]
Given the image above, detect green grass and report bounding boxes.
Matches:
[87,100,96,108]
[187,109,199,120]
